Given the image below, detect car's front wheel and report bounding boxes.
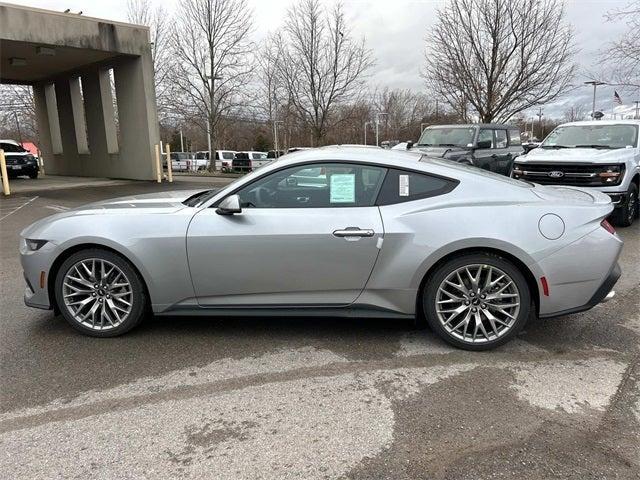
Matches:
[611,183,638,227]
[423,253,531,350]
[54,248,147,337]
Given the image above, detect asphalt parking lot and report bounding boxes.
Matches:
[1,179,639,479]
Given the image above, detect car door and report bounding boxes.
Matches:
[473,129,495,171]
[186,162,386,307]
[492,129,512,174]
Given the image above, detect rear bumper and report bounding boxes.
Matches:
[539,262,621,319]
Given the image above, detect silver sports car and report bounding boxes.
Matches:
[20,147,623,350]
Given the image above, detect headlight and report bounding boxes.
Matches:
[598,165,624,185]
[25,239,48,251]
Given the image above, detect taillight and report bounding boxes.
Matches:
[601,219,616,235]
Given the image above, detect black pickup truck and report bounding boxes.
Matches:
[409,124,524,176]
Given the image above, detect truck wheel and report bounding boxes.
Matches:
[611,183,638,227]
[29,171,38,179]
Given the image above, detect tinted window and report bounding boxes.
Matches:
[477,130,494,148]
[495,130,508,148]
[236,163,386,208]
[376,169,457,205]
[223,152,235,159]
[508,129,522,146]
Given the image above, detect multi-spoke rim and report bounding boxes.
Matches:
[435,264,520,344]
[62,259,133,330]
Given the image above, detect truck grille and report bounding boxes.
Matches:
[511,163,624,187]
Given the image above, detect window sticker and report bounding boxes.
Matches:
[399,174,410,196]
[330,174,356,203]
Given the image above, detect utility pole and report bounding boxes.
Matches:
[364,121,372,145]
[634,101,640,120]
[536,107,544,139]
[179,129,184,152]
[375,112,388,147]
[273,120,284,157]
[584,80,605,119]
[435,100,439,120]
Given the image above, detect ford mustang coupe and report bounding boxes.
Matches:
[20,147,622,350]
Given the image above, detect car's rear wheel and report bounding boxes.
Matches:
[54,248,147,337]
[422,253,531,350]
[28,171,38,179]
[611,183,638,227]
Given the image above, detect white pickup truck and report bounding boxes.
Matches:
[511,120,640,226]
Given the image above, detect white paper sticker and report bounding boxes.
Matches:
[330,174,356,203]
[399,174,409,196]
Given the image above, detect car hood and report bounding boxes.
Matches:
[78,189,204,211]
[520,147,635,164]
[410,146,467,157]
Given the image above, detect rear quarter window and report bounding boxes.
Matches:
[508,130,522,146]
[376,169,457,205]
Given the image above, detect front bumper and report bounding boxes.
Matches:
[6,163,38,176]
[607,191,630,208]
[21,240,57,310]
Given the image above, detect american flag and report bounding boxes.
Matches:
[614,91,622,105]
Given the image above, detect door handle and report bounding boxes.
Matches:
[333,227,375,238]
[491,154,498,159]
[296,196,310,203]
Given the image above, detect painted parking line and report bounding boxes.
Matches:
[44,205,70,212]
[0,196,39,222]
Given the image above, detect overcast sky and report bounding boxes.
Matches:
[10,0,638,120]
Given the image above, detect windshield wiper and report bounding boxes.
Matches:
[574,144,613,149]
[541,145,570,149]
[435,143,458,147]
[415,143,432,147]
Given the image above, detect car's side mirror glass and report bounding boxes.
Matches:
[216,194,242,215]
[477,140,492,149]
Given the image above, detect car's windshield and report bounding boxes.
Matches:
[0,142,26,153]
[416,127,476,148]
[541,124,638,149]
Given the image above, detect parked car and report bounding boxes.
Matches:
[215,150,236,172]
[21,147,621,350]
[409,124,524,175]
[511,120,639,227]
[232,151,269,173]
[164,152,195,172]
[0,139,39,179]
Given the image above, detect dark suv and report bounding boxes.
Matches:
[409,124,524,175]
[0,140,39,179]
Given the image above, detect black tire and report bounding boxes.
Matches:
[611,183,638,227]
[54,248,147,337]
[422,252,531,351]
[29,171,38,179]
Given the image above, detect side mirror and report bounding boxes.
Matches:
[476,140,492,149]
[406,141,414,150]
[216,194,242,215]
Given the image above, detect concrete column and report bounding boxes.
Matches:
[113,54,159,180]
[69,77,90,154]
[33,84,53,164]
[98,68,119,155]
[44,83,63,154]
[81,68,112,178]
[52,77,81,175]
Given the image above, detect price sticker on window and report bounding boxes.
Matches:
[330,174,356,203]
[399,174,409,196]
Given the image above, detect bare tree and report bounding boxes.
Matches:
[0,85,37,142]
[127,0,171,118]
[278,0,373,145]
[562,103,586,123]
[600,0,640,92]
[170,0,254,169]
[423,0,576,123]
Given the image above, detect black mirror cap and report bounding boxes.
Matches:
[406,141,414,150]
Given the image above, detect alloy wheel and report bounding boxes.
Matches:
[435,264,521,344]
[62,258,133,330]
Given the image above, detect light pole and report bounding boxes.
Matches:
[536,107,544,139]
[375,112,388,147]
[273,120,284,157]
[584,81,605,119]
[206,74,223,167]
[634,101,640,120]
[364,121,372,145]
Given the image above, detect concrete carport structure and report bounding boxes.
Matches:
[0,2,159,180]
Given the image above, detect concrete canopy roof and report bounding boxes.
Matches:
[0,2,151,85]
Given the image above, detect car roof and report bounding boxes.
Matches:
[424,124,519,129]
[0,139,20,145]
[556,120,640,127]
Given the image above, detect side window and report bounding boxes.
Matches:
[477,130,494,149]
[235,163,386,208]
[508,129,522,146]
[376,169,457,206]
[494,130,508,148]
